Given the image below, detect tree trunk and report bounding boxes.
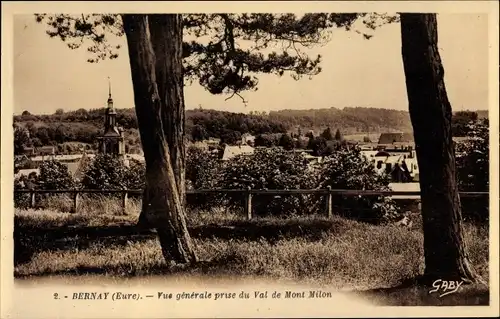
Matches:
[122,14,197,264]
[400,13,481,283]
[136,15,186,227]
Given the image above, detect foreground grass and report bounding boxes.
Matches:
[13,201,490,306]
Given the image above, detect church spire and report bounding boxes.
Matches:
[107,77,114,109]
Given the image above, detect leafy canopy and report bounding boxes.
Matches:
[34,13,398,99]
[455,119,489,223]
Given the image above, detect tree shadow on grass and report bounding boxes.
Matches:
[15,256,257,279]
[15,218,346,266]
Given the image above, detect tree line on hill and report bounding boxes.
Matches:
[13,108,483,155]
[268,107,413,134]
[254,126,350,156]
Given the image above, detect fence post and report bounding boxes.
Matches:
[122,190,128,215]
[245,186,253,220]
[30,191,36,209]
[72,192,79,214]
[326,186,332,218]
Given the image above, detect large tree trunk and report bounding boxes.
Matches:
[136,15,187,227]
[122,14,197,264]
[400,13,481,283]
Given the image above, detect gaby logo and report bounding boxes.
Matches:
[428,279,464,297]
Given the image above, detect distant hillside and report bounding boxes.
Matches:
[13,107,484,151]
[268,107,413,135]
[13,108,288,152]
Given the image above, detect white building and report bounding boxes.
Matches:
[222,145,255,161]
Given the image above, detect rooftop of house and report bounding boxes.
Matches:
[378,132,414,145]
[22,146,56,155]
[65,162,80,177]
[222,145,255,161]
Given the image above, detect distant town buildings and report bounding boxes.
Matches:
[360,145,419,183]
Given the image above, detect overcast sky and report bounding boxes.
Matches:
[13,13,489,115]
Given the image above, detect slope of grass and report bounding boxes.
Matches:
[13,199,490,306]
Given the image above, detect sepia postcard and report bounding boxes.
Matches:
[1,1,499,318]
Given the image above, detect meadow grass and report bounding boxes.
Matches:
[13,196,490,306]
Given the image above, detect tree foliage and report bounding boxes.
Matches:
[334,128,343,141]
[217,148,322,216]
[268,107,414,135]
[308,136,327,156]
[278,133,295,150]
[452,111,479,137]
[34,13,399,99]
[15,106,483,150]
[220,130,242,145]
[455,119,489,223]
[80,154,129,190]
[14,124,31,155]
[254,133,281,147]
[37,160,75,190]
[320,127,334,141]
[319,149,399,223]
[185,146,224,208]
[210,148,400,222]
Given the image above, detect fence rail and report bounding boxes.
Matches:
[14,188,489,219]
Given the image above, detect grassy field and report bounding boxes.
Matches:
[13,196,490,306]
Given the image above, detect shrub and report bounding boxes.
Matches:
[37,160,75,190]
[14,125,31,155]
[80,154,130,190]
[278,133,295,150]
[455,119,489,223]
[217,148,321,217]
[14,161,75,210]
[319,149,400,224]
[307,136,327,156]
[254,134,280,147]
[14,173,38,208]
[124,159,146,190]
[185,146,225,209]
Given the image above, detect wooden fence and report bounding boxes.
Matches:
[14,188,489,220]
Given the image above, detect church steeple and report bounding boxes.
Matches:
[99,77,124,157]
[107,76,114,109]
[104,77,117,132]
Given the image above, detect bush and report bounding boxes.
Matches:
[185,146,225,209]
[455,119,489,223]
[37,160,75,190]
[14,125,31,155]
[80,154,130,190]
[124,159,146,190]
[319,149,400,224]
[192,147,401,223]
[217,148,322,217]
[14,173,38,208]
[14,161,75,210]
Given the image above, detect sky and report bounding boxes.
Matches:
[13,13,489,115]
